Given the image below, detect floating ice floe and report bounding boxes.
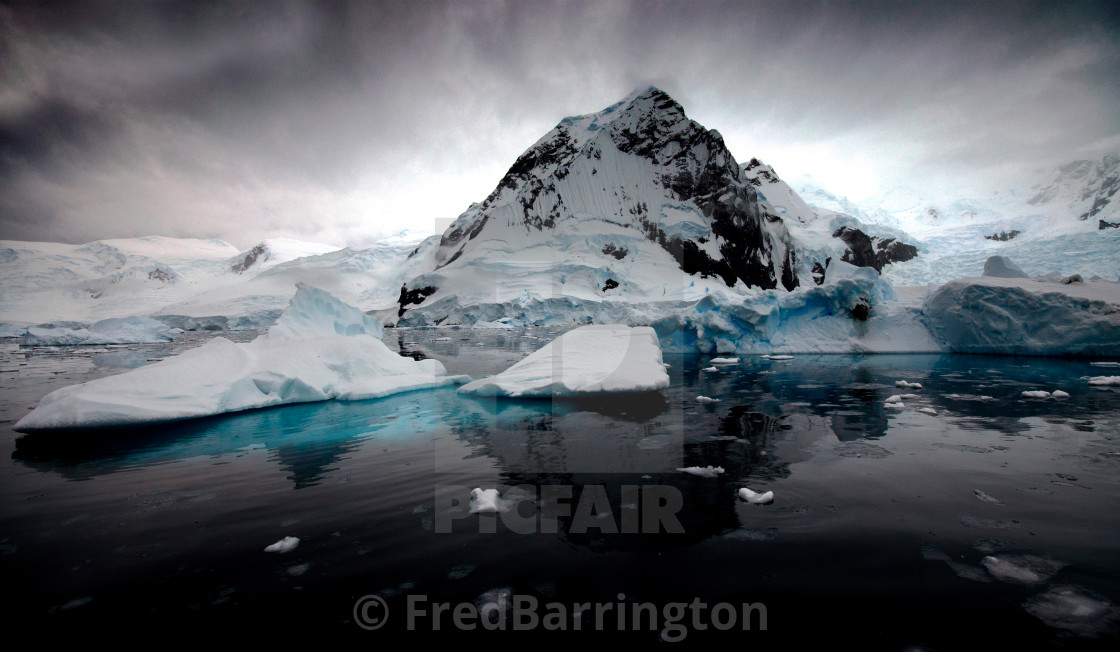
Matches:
[710,357,739,365]
[1022,390,1051,399]
[895,380,923,389]
[917,407,938,415]
[458,324,669,397]
[885,395,903,404]
[696,395,720,403]
[701,366,719,372]
[469,488,501,514]
[1090,361,1120,367]
[264,536,300,553]
[738,487,774,504]
[982,554,1067,585]
[1088,376,1120,386]
[761,354,794,361]
[1052,390,1070,399]
[1023,585,1120,638]
[14,285,468,431]
[974,489,1004,505]
[678,466,724,478]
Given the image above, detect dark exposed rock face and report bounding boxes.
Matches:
[601,243,627,259]
[602,278,619,291]
[1100,219,1119,230]
[985,230,1021,241]
[811,259,829,286]
[832,226,918,273]
[230,244,267,273]
[147,268,174,283]
[398,285,437,317]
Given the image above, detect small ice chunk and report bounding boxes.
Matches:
[1023,585,1120,637]
[1088,376,1120,386]
[710,357,739,365]
[761,355,794,361]
[696,395,720,403]
[738,487,774,504]
[1089,361,1120,367]
[974,489,1004,505]
[918,407,938,415]
[979,395,995,401]
[895,380,923,389]
[701,366,718,372]
[902,393,920,399]
[884,402,906,410]
[264,536,300,553]
[469,488,501,514]
[982,554,1067,585]
[885,395,903,404]
[677,466,724,478]
[1022,390,1051,399]
[1051,390,1070,399]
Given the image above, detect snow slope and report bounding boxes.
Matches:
[13,285,466,431]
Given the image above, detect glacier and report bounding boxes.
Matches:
[13,285,468,431]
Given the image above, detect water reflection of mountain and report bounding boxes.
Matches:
[451,400,796,552]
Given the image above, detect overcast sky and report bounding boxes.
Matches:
[2,0,1118,249]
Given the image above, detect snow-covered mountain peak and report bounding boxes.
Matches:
[398,88,805,325]
[228,238,342,273]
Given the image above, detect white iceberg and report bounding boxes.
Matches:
[22,316,174,346]
[709,357,739,365]
[696,395,720,403]
[922,276,1120,356]
[678,465,724,478]
[1022,390,1051,399]
[264,536,300,553]
[1052,390,1070,399]
[14,285,467,431]
[457,324,669,397]
[469,488,501,514]
[1088,376,1120,386]
[738,487,774,504]
[895,380,923,389]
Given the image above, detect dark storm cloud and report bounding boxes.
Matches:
[1,0,1118,245]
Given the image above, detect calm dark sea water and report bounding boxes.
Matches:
[1,328,1118,647]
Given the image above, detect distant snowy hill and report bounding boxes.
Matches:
[792,154,1120,284]
[0,234,421,328]
[395,87,913,325]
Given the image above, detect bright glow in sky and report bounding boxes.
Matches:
[2,0,1118,248]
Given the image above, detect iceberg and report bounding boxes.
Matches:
[13,285,467,431]
[738,487,774,504]
[458,324,669,397]
[21,316,174,346]
[922,276,1120,356]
